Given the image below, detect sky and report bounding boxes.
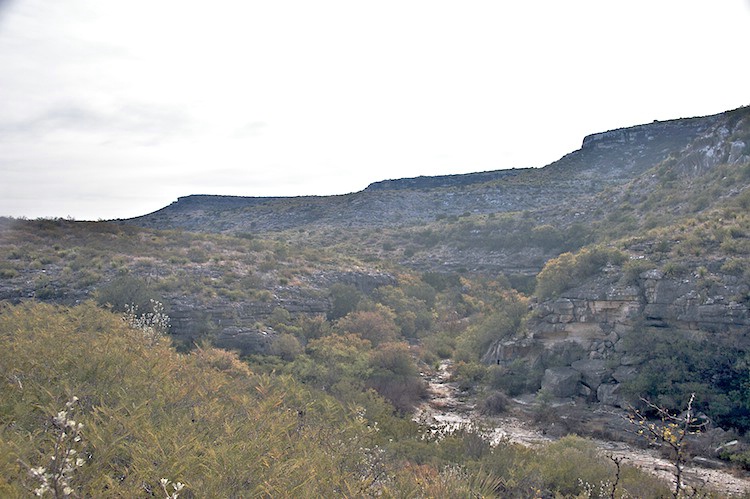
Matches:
[0,1,749,220]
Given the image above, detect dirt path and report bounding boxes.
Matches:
[414,360,750,497]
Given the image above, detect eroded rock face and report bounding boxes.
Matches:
[643,272,750,333]
[212,326,276,356]
[488,267,750,407]
[571,359,611,392]
[527,279,642,355]
[597,383,625,408]
[165,270,394,354]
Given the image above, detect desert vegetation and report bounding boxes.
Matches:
[2,107,750,496]
[1,302,675,497]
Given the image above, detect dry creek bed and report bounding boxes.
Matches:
[414,361,750,497]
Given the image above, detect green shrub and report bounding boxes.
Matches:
[95,275,162,313]
[620,327,750,433]
[452,361,487,390]
[335,306,400,346]
[187,246,209,263]
[421,332,455,360]
[621,258,655,285]
[327,283,362,320]
[478,390,510,415]
[270,333,303,361]
[486,361,543,396]
[0,267,17,278]
[535,246,626,300]
[662,261,689,277]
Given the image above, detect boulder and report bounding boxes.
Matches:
[597,383,624,407]
[571,359,611,391]
[612,365,639,383]
[552,298,575,323]
[542,367,581,398]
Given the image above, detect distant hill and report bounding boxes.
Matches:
[121,106,750,276]
[124,108,749,229]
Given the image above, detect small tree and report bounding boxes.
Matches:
[335,306,399,346]
[629,393,707,498]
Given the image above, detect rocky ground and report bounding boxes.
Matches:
[414,361,750,497]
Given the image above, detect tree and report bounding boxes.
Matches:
[629,393,707,498]
[95,275,162,313]
[368,342,425,413]
[335,306,400,346]
[299,333,373,388]
[327,284,362,320]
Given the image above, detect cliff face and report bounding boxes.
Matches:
[124,108,747,230]
[580,115,716,151]
[485,261,750,405]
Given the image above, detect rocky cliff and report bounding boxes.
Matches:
[485,250,750,408]
[124,108,748,232]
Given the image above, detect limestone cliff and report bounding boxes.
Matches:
[485,257,750,406]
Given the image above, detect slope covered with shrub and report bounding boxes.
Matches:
[0,302,672,497]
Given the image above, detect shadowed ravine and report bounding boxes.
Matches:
[415,361,750,496]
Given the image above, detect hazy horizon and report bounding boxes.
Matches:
[1,1,749,220]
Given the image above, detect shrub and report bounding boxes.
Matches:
[621,258,656,285]
[535,246,627,300]
[327,283,362,320]
[478,390,510,415]
[721,258,749,277]
[620,327,750,433]
[191,344,253,378]
[421,332,455,360]
[454,293,528,361]
[486,361,543,396]
[335,306,400,346]
[270,333,303,361]
[452,361,487,391]
[95,275,162,313]
[662,261,688,277]
[0,267,18,279]
[123,299,171,345]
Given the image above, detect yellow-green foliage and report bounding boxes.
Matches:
[478,435,670,498]
[454,292,528,362]
[535,246,626,300]
[0,302,481,497]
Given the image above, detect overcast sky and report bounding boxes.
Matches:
[1,1,749,220]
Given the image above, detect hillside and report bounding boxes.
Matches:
[2,106,750,496]
[124,107,750,277]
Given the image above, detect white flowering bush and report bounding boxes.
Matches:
[123,299,170,344]
[21,397,86,498]
[159,477,185,499]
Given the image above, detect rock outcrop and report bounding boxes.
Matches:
[487,264,750,406]
[161,270,396,353]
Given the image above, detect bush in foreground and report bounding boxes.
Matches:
[0,302,488,497]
